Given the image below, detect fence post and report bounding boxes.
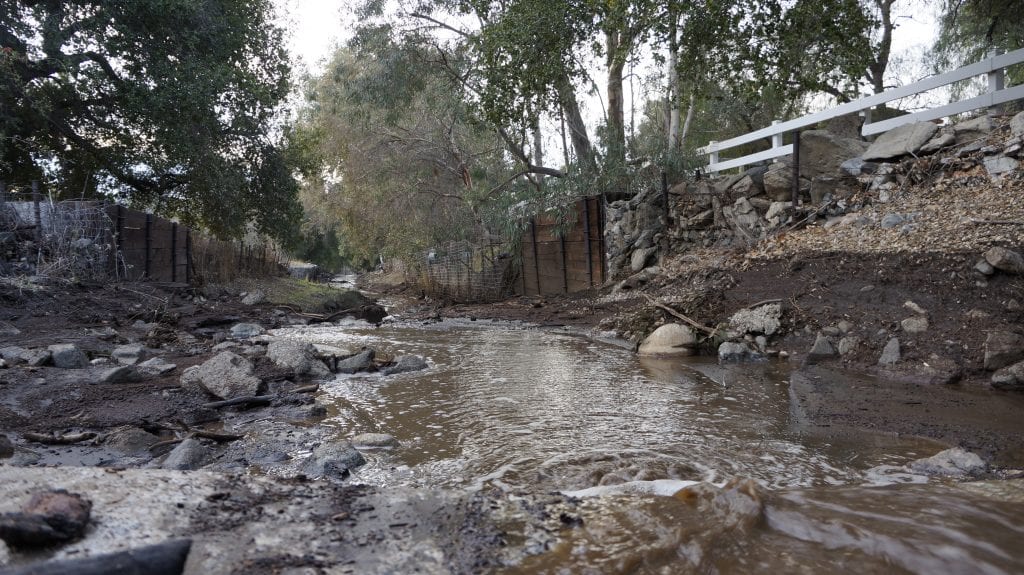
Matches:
[31,180,42,242]
[185,229,192,285]
[530,218,541,296]
[987,48,1005,94]
[170,222,178,282]
[771,120,782,150]
[582,198,594,287]
[144,213,152,279]
[560,233,568,294]
[791,131,801,209]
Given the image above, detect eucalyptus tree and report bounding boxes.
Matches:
[0,0,302,240]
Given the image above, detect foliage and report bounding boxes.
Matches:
[0,0,303,241]
[932,0,1024,86]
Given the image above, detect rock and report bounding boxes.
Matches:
[903,300,927,315]
[729,175,762,196]
[0,434,12,459]
[335,349,376,374]
[920,356,962,385]
[0,537,7,566]
[161,438,210,470]
[729,303,781,336]
[983,331,1024,371]
[763,166,797,201]
[302,441,366,478]
[983,246,1024,274]
[104,427,158,455]
[137,357,177,375]
[112,344,147,366]
[1011,111,1024,137]
[765,202,791,224]
[380,355,430,376]
[352,433,400,449]
[100,365,144,384]
[638,324,697,357]
[878,337,901,365]
[909,447,986,478]
[630,247,658,273]
[863,122,939,160]
[799,129,869,179]
[821,326,841,337]
[179,351,264,399]
[48,344,88,369]
[983,155,1019,178]
[837,336,859,355]
[919,132,956,153]
[825,113,864,139]
[991,360,1024,390]
[880,213,905,229]
[900,316,929,334]
[0,347,27,366]
[953,116,992,142]
[229,323,265,339]
[837,320,854,334]
[718,342,762,362]
[24,349,52,367]
[840,158,878,176]
[86,326,119,340]
[806,334,838,362]
[0,490,92,547]
[266,339,331,378]
[241,290,266,305]
[975,259,995,275]
[965,309,990,320]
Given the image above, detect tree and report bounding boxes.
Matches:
[932,0,1024,84]
[0,0,302,240]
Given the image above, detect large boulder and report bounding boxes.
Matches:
[983,247,1024,274]
[179,351,264,399]
[729,303,781,336]
[380,355,430,376]
[638,324,697,357]
[266,339,331,378]
[48,344,88,369]
[335,349,376,374]
[862,122,939,161]
[909,447,985,478]
[952,116,992,143]
[799,129,869,179]
[983,331,1024,371]
[301,441,366,478]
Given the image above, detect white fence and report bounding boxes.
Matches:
[701,48,1024,174]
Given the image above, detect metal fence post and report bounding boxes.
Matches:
[31,180,42,242]
[791,131,801,209]
[144,213,152,279]
[185,229,192,284]
[171,222,178,282]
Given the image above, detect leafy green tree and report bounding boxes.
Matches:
[932,0,1024,85]
[0,0,302,240]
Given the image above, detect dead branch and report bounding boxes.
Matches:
[641,293,716,335]
[292,384,320,394]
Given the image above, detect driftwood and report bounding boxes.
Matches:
[203,395,273,409]
[292,384,320,394]
[22,432,97,445]
[275,305,358,322]
[641,293,716,335]
[0,538,192,575]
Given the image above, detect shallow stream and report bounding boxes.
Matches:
[276,319,1024,573]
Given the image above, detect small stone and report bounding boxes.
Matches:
[975,259,995,275]
[100,366,144,384]
[880,214,905,229]
[837,320,853,334]
[860,285,875,293]
[638,324,697,357]
[162,438,210,470]
[241,290,266,306]
[984,246,1024,274]
[112,344,147,366]
[806,334,838,362]
[991,360,1024,391]
[229,323,265,339]
[48,344,88,369]
[837,337,859,355]
[137,357,177,375]
[0,490,92,547]
[1007,299,1023,312]
[718,342,762,362]
[302,441,367,478]
[335,349,376,374]
[352,433,400,449]
[104,427,158,455]
[903,301,927,315]
[901,316,929,334]
[983,331,1024,371]
[878,337,901,366]
[380,355,430,376]
[821,326,841,337]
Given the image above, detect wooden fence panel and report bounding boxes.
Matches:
[519,196,605,297]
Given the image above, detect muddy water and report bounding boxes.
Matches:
[279,320,1024,573]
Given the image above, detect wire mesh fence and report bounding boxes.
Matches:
[421,241,516,303]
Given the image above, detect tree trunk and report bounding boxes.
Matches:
[667,19,680,150]
[556,76,594,169]
[680,92,696,150]
[606,28,626,167]
[868,0,895,94]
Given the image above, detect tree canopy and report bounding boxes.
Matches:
[0,0,302,240]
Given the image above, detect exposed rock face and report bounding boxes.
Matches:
[862,122,939,160]
[729,304,781,337]
[179,351,264,399]
[267,339,331,378]
[909,447,986,478]
[638,324,697,357]
[48,344,88,369]
[380,355,430,376]
[983,331,1024,371]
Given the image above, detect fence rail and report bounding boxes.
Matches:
[700,47,1024,174]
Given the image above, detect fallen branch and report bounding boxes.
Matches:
[202,395,273,409]
[641,293,716,335]
[190,429,243,442]
[22,432,97,445]
[148,438,183,452]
